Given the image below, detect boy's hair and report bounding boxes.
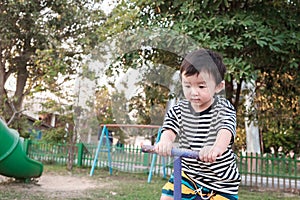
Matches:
[180,49,226,84]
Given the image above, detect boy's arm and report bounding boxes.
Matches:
[154,129,176,157]
[199,129,232,163]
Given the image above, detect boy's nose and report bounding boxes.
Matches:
[191,87,199,95]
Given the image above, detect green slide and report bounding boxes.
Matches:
[0,120,43,179]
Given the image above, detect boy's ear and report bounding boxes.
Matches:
[215,80,225,93]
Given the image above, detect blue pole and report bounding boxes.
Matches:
[147,128,163,183]
[90,125,108,176]
[162,156,166,179]
[104,127,113,175]
[148,153,157,183]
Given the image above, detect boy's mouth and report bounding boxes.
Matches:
[191,98,201,102]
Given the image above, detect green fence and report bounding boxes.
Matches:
[238,152,299,192]
[24,140,300,193]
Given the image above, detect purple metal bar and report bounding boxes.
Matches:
[141,145,200,200]
[141,145,199,159]
[173,156,182,200]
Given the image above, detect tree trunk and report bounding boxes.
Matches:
[67,123,76,171]
[0,64,13,121]
[225,77,234,107]
[14,61,29,111]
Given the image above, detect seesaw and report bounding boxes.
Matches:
[142,145,210,200]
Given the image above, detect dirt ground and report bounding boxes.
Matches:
[0,170,111,199]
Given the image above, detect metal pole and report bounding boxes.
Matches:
[173,156,182,200]
[142,145,199,200]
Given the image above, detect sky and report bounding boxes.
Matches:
[100,0,118,15]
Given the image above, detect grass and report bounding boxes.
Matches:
[91,173,300,200]
[0,165,299,200]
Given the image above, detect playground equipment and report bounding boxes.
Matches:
[142,145,201,200]
[89,124,164,177]
[0,120,43,179]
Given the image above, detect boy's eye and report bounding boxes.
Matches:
[184,85,191,88]
[199,85,206,88]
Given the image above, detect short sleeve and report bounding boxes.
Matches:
[216,100,237,144]
[162,104,181,135]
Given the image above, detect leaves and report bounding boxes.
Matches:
[98,0,300,153]
[0,0,105,135]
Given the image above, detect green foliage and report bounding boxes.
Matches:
[95,86,114,124]
[42,127,68,143]
[8,115,31,138]
[0,0,105,129]
[98,0,300,153]
[256,71,300,154]
[105,48,180,127]
[39,98,75,143]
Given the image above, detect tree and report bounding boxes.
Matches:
[256,70,300,155]
[0,0,105,135]
[97,0,300,153]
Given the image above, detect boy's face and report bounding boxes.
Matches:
[182,71,223,112]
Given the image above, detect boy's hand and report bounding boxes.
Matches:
[199,130,231,163]
[199,145,223,163]
[154,140,173,157]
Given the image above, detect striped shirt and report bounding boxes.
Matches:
[162,96,241,195]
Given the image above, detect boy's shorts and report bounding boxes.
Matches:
[162,172,238,200]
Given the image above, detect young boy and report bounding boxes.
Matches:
[154,49,241,200]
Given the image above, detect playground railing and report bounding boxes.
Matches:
[24,139,300,193]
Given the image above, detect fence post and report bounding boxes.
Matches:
[247,152,260,173]
[143,152,149,173]
[77,142,84,167]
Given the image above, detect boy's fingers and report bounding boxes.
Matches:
[153,144,159,153]
[207,152,217,163]
[199,146,215,162]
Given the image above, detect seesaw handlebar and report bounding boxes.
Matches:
[141,145,199,159]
